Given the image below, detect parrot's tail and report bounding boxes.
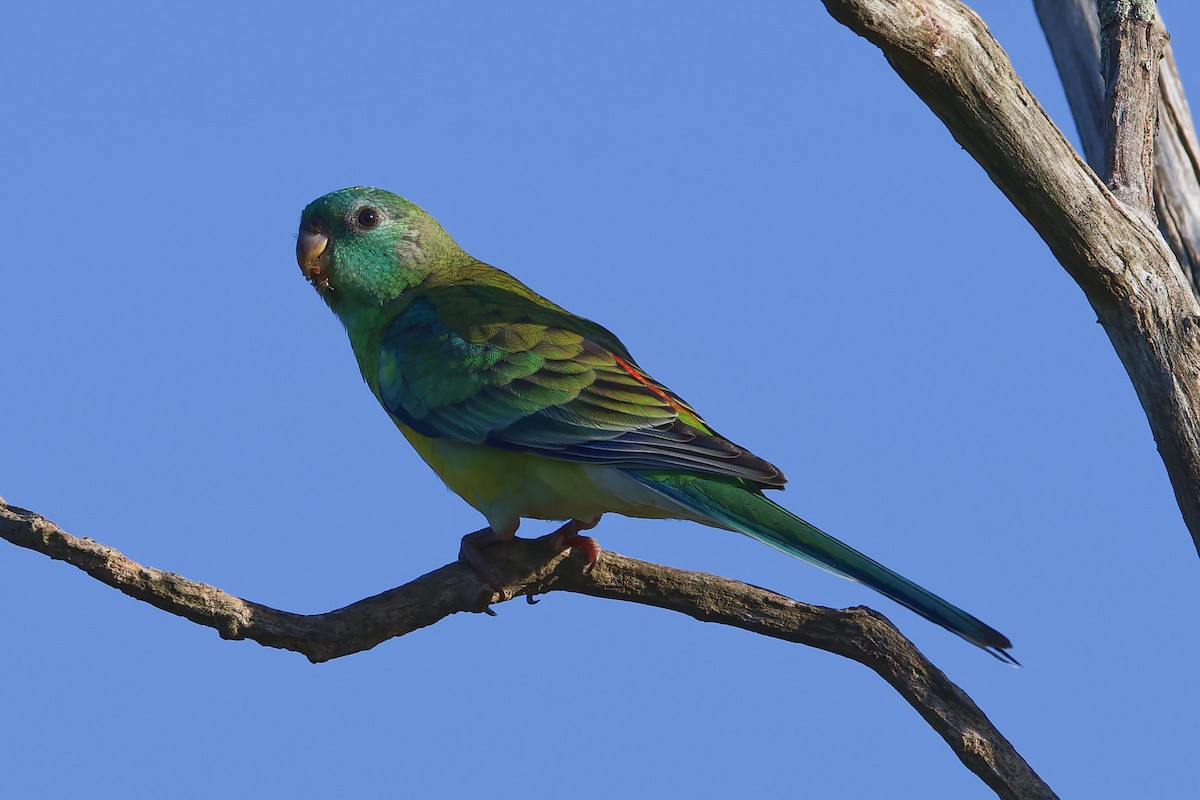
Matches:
[633,473,1017,665]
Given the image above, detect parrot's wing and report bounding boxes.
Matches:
[377,284,785,488]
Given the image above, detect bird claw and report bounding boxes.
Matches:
[570,534,602,572]
[458,527,508,599]
[542,517,603,572]
[460,520,601,614]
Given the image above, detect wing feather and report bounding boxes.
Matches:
[378,284,785,488]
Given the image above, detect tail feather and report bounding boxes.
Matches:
[634,473,1017,665]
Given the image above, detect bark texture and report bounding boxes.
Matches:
[1034,1,1200,298]
[0,498,1054,800]
[1100,11,1168,213]
[821,0,1200,557]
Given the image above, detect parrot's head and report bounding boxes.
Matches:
[297,187,455,310]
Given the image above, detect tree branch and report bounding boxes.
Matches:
[819,0,1200,557]
[1154,37,1200,297]
[1099,1,1168,215]
[1034,0,1200,299]
[0,498,1054,800]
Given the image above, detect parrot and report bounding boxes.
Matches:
[296,186,1016,664]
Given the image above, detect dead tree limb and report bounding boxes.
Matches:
[1099,1,1169,214]
[820,0,1200,557]
[1034,0,1200,297]
[0,498,1055,800]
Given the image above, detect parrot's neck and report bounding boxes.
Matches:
[340,302,399,396]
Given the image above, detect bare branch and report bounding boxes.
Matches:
[1035,0,1200,299]
[0,498,1055,799]
[1032,0,1106,171]
[819,0,1200,557]
[1153,41,1200,295]
[1099,1,1169,214]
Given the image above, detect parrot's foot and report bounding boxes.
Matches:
[458,526,509,600]
[543,516,603,573]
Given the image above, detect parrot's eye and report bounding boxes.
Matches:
[355,207,381,229]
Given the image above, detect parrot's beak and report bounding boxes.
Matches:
[297,227,331,290]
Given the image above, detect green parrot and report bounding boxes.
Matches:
[296,186,1016,664]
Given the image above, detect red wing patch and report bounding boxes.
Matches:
[611,354,688,415]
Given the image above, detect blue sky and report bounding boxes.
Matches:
[3,2,1198,797]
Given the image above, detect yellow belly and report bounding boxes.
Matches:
[395,421,695,535]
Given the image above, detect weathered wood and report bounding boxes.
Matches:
[1099,3,1168,214]
[1154,43,1200,294]
[1033,0,1106,170]
[1035,0,1200,297]
[0,498,1056,799]
[820,0,1200,557]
